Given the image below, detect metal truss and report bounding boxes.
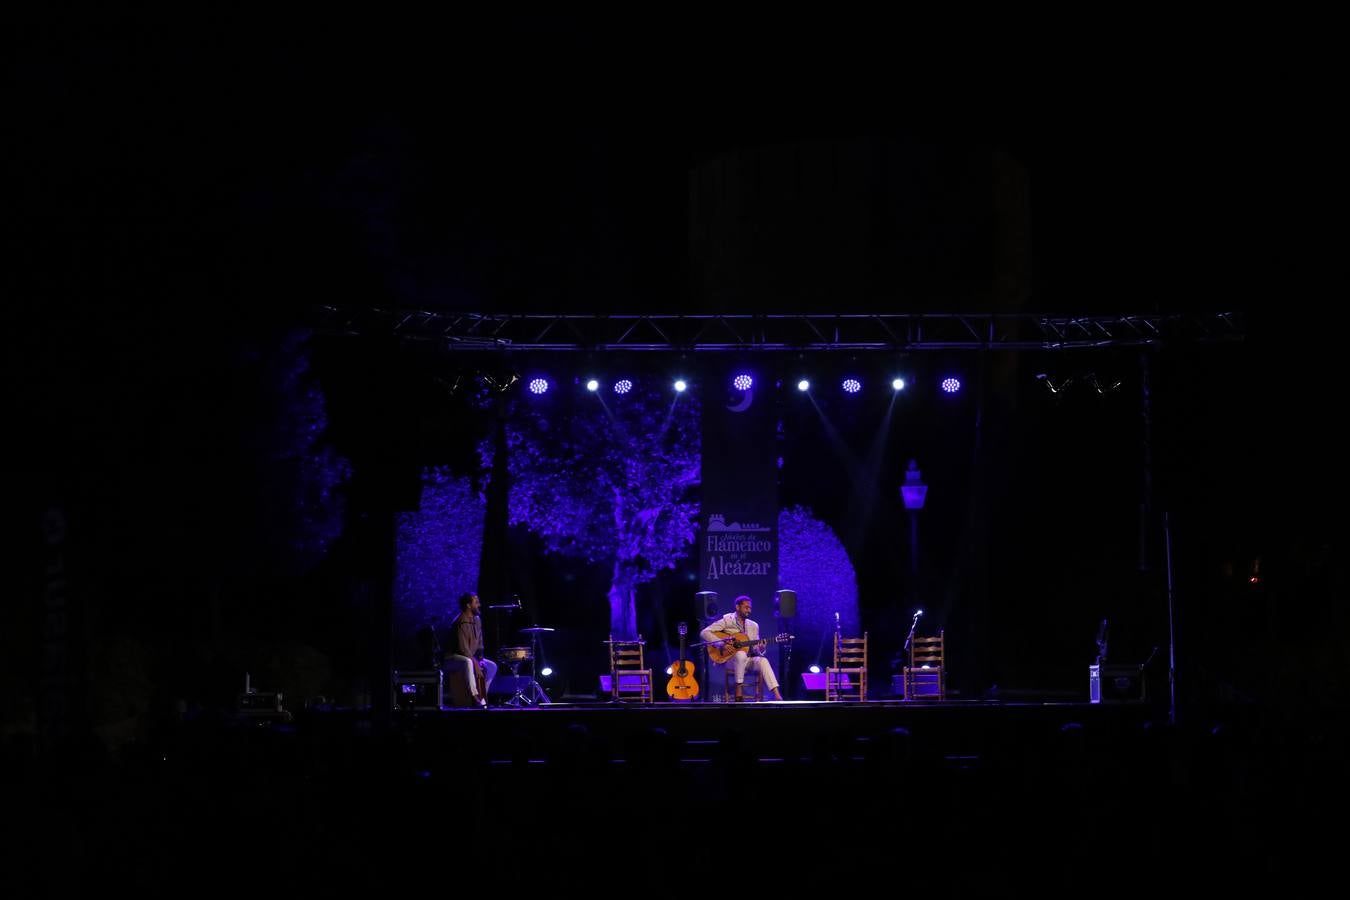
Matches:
[314,307,1243,351]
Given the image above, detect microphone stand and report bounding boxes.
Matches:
[690,631,740,701]
[429,616,443,669]
[700,615,714,702]
[903,611,922,652]
[902,611,922,701]
[830,612,841,699]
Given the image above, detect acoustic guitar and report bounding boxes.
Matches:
[666,622,699,700]
[703,630,793,665]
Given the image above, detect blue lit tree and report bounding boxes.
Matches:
[394,467,485,639]
[778,505,860,662]
[483,384,700,638]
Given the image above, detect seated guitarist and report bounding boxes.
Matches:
[700,595,783,701]
[449,592,497,707]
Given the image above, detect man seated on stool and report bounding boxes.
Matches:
[701,595,783,701]
[449,592,497,706]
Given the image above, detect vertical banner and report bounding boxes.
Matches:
[699,363,779,697]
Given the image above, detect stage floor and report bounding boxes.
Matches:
[283,697,1157,764]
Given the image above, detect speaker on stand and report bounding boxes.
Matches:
[695,591,719,701]
[775,589,797,699]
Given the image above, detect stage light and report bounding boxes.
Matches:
[665,666,673,675]
[808,664,821,674]
[1035,373,1067,393]
[892,378,906,391]
[674,379,687,392]
[1086,374,1122,394]
[586,379,599,392]
[733,374,754,391]
[527,378,549,395]
[614,379,633,395]
[797,379,810,392]
[540,667,553,677]
[941,377,961,394]
[842,378,861,394]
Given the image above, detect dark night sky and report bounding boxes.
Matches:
[9,10,1276,314]
[7,11,1342,706]
[11,11,1303,325]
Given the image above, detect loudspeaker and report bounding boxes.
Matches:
[392,670,443,710]
[695,591,719,620]
[487,676,550,703]
[775,589,797,618]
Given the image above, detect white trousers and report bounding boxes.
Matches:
[729,651,779,692]
[447,655,497,698]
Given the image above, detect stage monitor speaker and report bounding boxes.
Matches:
[800,671,850,691]
[695,591,719,620]
[775,589,797,618]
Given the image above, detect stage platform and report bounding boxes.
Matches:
[285,697,1156,765]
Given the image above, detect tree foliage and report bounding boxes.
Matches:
[483,383,700,637]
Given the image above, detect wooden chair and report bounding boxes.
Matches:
[825,632,868,701]
[608,634,653,703]
[722,666,764,701]
[903,630,945,701]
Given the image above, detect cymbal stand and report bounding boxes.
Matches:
[502,654,532,707]
[527,629,549,704]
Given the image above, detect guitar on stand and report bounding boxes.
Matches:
[666,622,699,701]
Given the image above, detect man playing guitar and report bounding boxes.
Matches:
[700,595,784,701]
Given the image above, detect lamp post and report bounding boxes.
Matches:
[897,460,928,699]
[900,459,928,582]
